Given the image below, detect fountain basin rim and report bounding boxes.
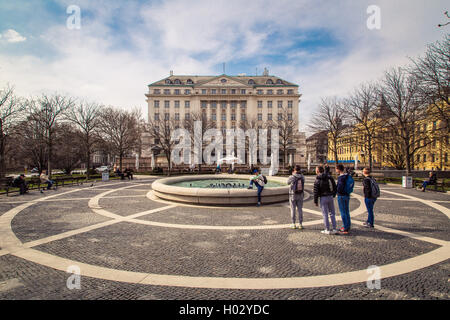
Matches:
[151,174,290,205]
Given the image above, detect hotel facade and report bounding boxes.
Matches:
[145,73,305,167]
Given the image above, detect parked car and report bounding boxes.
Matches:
[95,166,110,173]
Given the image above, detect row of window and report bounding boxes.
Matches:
[153,100,294,109]
[152,88,295,95]
[154,113,292,121]
[415,153,449,163]
[154,100,191,108]
[164,78,286,85]
[257,101,293,108]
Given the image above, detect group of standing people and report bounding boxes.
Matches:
[287,164,380,234]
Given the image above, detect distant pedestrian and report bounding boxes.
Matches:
[13,174,28,195]
[421,171,437,192]
[336,164,354,234]
[287,164,305,229]
[313,166,338,235]
[362,167,380,228]
[247,168,266,207]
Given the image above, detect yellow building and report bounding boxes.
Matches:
[327,105,449,170]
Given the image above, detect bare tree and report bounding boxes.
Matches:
[343,83,381,170]
[379,67,428,174]
[183,111,214,172]
[0,85,26,177]
[98,107,140,171]
[15,114,48,173]
[309,97,347,164]
[148,116,178,175]
[65,101,103,179]
[29,94,75,178]
[382,133,406,169]
[53,123,84,174]
[274,107,298,168]
[410,34,450,133]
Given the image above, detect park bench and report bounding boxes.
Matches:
[371,172,386,184]
[53,176,84,188]
[0,177,15,196]
[414,178,446,192]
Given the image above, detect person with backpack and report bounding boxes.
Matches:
[336,164,354,235]
[362,167,380,228]
[247,167,266,207]
[313,166,338,235]
[287,164,305,229]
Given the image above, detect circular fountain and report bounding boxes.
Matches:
[151,174,289,205]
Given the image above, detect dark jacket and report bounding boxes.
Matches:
[13,176,26,187]
[313,173,336,204]
[336,173,350,196]
[428,174,437,185]
[363,176,373,199]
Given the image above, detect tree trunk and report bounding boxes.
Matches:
[0,135,5,179]
[404,143,411,175]
[86,149,91,180]
[166,153,171,176]
[86,135,90,179]
[48,133,52,179]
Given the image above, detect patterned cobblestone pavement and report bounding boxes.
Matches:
[0,176,448,299]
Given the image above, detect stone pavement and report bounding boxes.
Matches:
[0,176,448,300]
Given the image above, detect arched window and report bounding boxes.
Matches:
[165,79,172,84]
[276,79,283,85]
[266,79,274,85]
[221,78,227,83]
[186,79,193,84]
[174,79,181,84]
[248,79,255,85]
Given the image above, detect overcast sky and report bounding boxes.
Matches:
[0,0,448,134]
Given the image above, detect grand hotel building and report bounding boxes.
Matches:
[145,73,306,166]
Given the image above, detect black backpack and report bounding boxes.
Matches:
[262,175,267,184]
[320,175,334,194]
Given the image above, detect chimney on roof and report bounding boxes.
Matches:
[170,70,173,76]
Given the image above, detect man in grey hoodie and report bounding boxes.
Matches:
[287,165,305,229]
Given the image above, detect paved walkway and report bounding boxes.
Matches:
[0,176,448,299]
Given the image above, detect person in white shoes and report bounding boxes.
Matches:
[287,164,305,229]
[313,166,338,235]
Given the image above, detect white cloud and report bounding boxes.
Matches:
[0,0,448,128]
[1,29,27,43]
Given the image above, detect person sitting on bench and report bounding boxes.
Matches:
[124,168,134,180]
[116,168,125,180]
[421,171,437,192]
[40,172,55,190]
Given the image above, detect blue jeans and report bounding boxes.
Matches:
[320,195,336,230]
[365,198,376,226]
[47,180,55,190]
[338,195,351,230]
[422,181,430,190]
[249,180,264,203]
